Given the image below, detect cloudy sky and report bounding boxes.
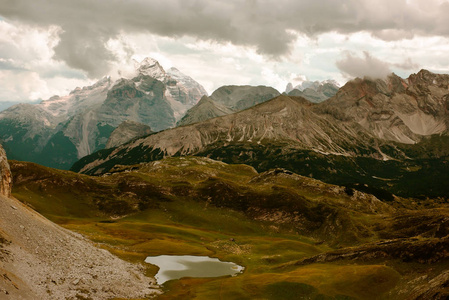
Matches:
[1,0,449,103]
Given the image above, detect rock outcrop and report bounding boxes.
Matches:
[0,145,11,197]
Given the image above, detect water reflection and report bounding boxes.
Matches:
[145,255,244,284]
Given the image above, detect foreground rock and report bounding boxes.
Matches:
[0,194,161,299]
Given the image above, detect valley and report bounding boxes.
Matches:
[9,157,449,299]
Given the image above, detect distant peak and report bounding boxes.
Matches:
[134,57,166,80]
[137,57,159,67]
[197,95,212,104]
[285,82,294,93]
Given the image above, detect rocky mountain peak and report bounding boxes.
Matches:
[287,80,340,103]
[135,57,166,80]
[333,73,407,103]
[285,82,294,93]
[408,69,449,89]
[0,144,12,197]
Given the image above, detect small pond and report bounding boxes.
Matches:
[144,255,245,285]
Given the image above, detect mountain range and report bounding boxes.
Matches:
[72,70,449,199]
[0,58,340,170]
[0,58,207,169]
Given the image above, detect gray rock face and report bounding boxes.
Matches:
[177,85,280,126]
[315,71,449,144]
[0,145,11,197]
[285,82,294,94]
[106,120,152,148]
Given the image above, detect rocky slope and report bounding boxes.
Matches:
[0,58,207,169]
[177,85,279,126]
[105,120,152,148]
[0,145,160,299]
[73,94,382,175]
[315,71,449,144]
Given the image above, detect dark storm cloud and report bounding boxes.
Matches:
[0,0,446,77]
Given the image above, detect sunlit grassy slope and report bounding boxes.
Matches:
[10,158,449,299]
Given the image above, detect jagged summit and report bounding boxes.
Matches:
[134,57,166,81]
[316,71,449,144]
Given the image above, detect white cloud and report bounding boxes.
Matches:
[336,51,392,79]
[0,20,90,102]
